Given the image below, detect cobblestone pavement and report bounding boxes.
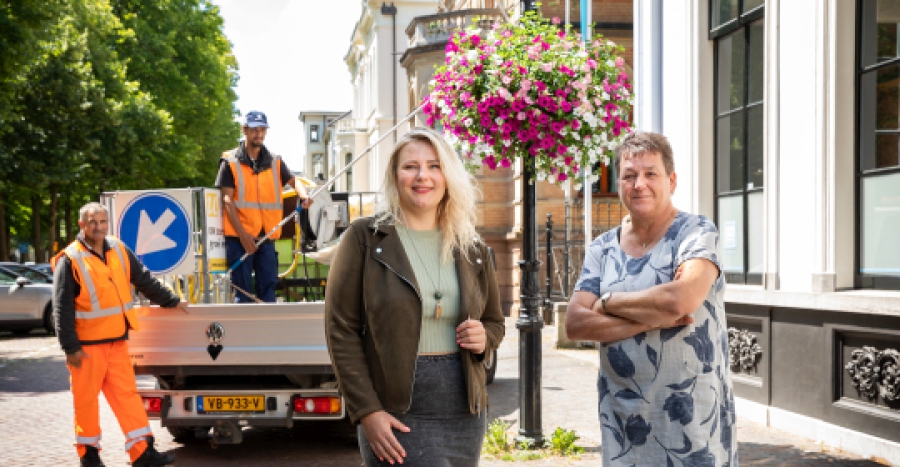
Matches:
[0,322,894,466]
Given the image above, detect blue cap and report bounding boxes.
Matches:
[244,111,269,128]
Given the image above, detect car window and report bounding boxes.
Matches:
[6,265,49,283]
[0,269,16,285]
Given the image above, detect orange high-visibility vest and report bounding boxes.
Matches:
[221,153,284,240]
[51,237,137,341]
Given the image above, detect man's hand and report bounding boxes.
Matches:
[360,411,409,464]
[456,318,487,355]
[238,230,258,254]
[301,196,313,209]
[66,350,87,369]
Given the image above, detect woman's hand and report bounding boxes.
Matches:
[360,411,409,464]
[457,318,487,354]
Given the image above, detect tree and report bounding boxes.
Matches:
[112,0,240,187]
[0,0,240,259]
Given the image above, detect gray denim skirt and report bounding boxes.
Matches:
[357,353,486,467]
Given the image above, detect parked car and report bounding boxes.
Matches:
[0,267,55,335]
[0,263,52,283]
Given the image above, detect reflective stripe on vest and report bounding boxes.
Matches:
[222,153,285,239]
[57,237,138,341]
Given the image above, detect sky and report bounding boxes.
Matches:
[212,0,361,170]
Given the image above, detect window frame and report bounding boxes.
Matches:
[310,124,320,143]
[711,0,764,285]
[855,0,900,290]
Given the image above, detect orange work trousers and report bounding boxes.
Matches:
[67,340,151,462]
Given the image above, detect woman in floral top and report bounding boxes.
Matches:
[567,131,737,466]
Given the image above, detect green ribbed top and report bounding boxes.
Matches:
[396,225,460,354]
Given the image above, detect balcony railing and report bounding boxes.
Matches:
[334,118,365,133]
[406,8,507,49]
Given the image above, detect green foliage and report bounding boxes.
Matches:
[483,419,512,455]
[0,0,239,258]
[482,420,584,462]
[547,426,585,456]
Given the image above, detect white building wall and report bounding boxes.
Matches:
[778,0,825,293]
[634,0,714,218]
[346,0,437,193]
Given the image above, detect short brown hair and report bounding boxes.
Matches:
[614,131,675,175]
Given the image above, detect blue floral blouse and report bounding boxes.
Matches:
[574,211,738,467]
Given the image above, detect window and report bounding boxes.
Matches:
[312,154,324,180]
[588,164,618,195]
[711,0,764,285]
[345,153,354,192]
[310,124,320,143]
[857,0,900,289]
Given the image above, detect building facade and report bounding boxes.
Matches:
[298,111,348,182]
[635,0,900,462]
[339,0,440,194]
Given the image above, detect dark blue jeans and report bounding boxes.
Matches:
[226,237,278,303]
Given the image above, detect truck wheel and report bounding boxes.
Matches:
[484,348,498,385]
[167,426,208,441]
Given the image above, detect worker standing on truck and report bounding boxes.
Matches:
[215,110,313,302]
[52,202,187,467]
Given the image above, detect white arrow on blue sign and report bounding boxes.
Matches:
[118,192,193,274]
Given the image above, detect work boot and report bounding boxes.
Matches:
[80,445,106,467]
[131,436,174,466]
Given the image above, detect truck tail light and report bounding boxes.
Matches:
[142,396,163,414]
[292,396,341,414]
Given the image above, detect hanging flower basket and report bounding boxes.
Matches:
[424,10,633,187]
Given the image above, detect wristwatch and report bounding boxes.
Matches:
[600,291,612,312]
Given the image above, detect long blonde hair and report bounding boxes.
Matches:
[374,127,481,262]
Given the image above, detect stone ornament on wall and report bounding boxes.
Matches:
[845,346,900,403]
[728,327,762,371]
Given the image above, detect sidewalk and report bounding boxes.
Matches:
[482,318,891,466]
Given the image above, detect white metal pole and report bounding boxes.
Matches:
[581,0,592,249]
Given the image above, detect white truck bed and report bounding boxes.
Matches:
[128,302,332,374]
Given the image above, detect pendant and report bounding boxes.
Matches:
[435,299,443,319]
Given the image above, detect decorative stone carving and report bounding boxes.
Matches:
[727,327,762,371]
[879,349,900,403]
[844,346,900,403]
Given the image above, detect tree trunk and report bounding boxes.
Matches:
[48,186,58,256]
[31,195,42,263]
[64,192,73,244]
[0,193,8,261]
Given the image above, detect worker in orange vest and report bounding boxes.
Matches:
[52,202,187,467]
[215,110,312,302]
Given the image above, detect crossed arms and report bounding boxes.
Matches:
[565,258,719,344]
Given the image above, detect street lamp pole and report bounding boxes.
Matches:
[516,0,543,448]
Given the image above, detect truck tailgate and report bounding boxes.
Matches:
[128,302,331,371]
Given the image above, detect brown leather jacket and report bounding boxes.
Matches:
[324,217,505,424]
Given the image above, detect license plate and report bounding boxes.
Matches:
[197,395,265,413]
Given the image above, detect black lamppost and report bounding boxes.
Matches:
[516,0,543,448]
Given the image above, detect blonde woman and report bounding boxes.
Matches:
[325,127,505,466]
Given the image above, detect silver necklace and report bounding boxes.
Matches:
[399,225,444,318]
[638,209,676,250]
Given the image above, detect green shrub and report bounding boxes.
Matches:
[547,427,585,456]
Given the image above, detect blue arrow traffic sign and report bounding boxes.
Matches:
[118,192,193,274]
